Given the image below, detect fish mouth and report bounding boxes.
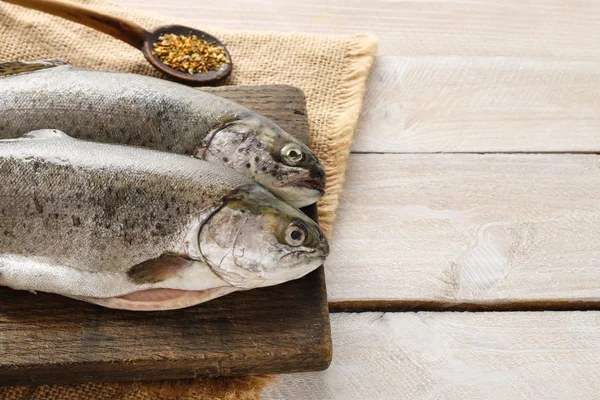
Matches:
[280,249,318,260]
[292,178,326,193]
[276,251,326,282]
[279,249,326,266]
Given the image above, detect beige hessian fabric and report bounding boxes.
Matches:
[0,376,275,400]
[0,0,377,398]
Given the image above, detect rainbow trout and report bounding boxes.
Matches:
[0,130,329,311]
[0,59,325,208]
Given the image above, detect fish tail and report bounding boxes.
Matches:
[0,59,71,78]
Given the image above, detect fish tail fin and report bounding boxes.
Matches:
[0,59,71,77]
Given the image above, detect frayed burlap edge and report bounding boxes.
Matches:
[317,35,378,236]
[0,376,277,400]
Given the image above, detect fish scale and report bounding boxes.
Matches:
[0,60,327,208]
[0,131,329,310]
[0,65,224,153]
[0,133,249,273]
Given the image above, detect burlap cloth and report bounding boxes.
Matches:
[0,0,377,398]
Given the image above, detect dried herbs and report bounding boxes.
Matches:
[152,33,229,74]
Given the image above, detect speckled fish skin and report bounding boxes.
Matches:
[0,131,329,310]
[0,60,326,208]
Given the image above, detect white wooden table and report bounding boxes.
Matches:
[118,1,600,398]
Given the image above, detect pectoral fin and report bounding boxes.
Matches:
[0,59,71,77]
[79,287,237,311]
[193,146,207,159]
[127,254,193,284]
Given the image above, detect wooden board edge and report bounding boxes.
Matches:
[328,300,600,313]
[203,84,310,145]
[0,357,318,387]
[301,203,332,371]
[314,267,333,370]
[204,84,307,95]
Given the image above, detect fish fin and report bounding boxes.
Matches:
[193,146,207,159]
[19,129,73,141]
[77,287,237,311]
[0,59,71,77]
[127,254,193,284]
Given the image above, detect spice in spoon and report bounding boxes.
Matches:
[152,33,230,74]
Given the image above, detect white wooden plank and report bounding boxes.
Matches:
[352,56,600,153]
[116,0,600,61]
[263,312,600,400]
[115,0,600,152]
[326,153,600,304]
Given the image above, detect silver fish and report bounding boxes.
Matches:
[0,59,326,208]
[0,130,329,311]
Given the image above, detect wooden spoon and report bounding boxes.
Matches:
[3,0,232,85]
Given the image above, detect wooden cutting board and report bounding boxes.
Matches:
[0,85,331,387]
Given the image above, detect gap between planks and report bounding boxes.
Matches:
[117,0,600,312]
[324,153,600,309]
[114,0,600,154]
[117,0,600,61]
[351,151,600,155]
[352,56,600,153]
[329,300,600,313]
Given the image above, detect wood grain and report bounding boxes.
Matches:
[326,153,600,305]
[117,0,600,61]
[202,85,309,144]
[263,312,600,400]
[33,1,600,397]
[0,85,331,387]
[114,0,600,153]
[352,56,600,153]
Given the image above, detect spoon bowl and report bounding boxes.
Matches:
[143,25,232,85]
[3,0,232,85]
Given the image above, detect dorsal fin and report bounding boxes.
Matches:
[0,59,71,77]
[20,129,73,141]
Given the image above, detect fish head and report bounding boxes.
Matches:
[199,116,326,208]
[198,185,329,289]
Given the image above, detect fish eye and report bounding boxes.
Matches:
[285,223,307,246]
[282,144,304,164]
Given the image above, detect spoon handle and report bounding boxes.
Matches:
[3,0,148,49]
